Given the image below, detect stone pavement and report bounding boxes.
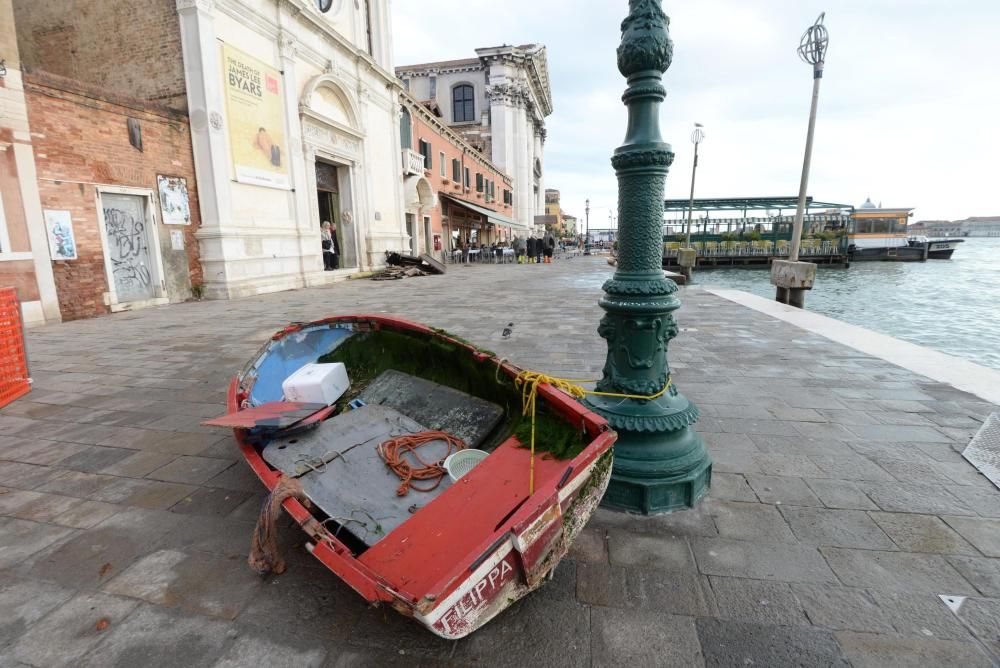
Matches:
[1,256,999,667]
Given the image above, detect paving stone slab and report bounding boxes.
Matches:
[955,597,1000,649]
[239,564,368,645]
[92,477,198,510]
[215,635,327,668]
[203,463,263,493]
[859,481,976,516]
[606,530,695,570]
[9,591,140,666]
[75,603,233,668]
[566,526,608,564]
[168,487,253,517]
[36,470,119,499]
[780,506,896,550]
[941,516,1000,557]
[804,478,879,510]
[28,507,185,589]
[745,474,822,506]
[576,561,711,615]
[161,514,257,559]
[0,577,75,645]
[947,556,1000,597]
[7,491,83,524]
[791,584,894,633]
[707,500,797,543]
[147,455,235,485]
[102,549,261,620]
[56,445,137,473]
[846,425,952,443]
[807,454,896,482]
[748,434,854,457]
[591,608,703,667]
[866,590,973,641]
[709,576,808,626]
[590,505,719,538]
[836,631,995,668]
[51,499,121,529]
[696,618,848,668]
[752,453,825,478]
[100,451,179,478]
[0,517,76,570]
[709,472,758,503]
[692,538,838,585]
[820,547,979,595]
[870,512,979,555]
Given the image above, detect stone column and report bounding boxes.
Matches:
[583,0,712,514]
[277,28,320,285]
[176,0,234,298]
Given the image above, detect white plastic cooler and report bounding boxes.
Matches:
[282,362,350,405]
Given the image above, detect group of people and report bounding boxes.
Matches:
[511,231,556,264]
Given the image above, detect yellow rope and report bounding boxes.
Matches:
[512,369,672,495]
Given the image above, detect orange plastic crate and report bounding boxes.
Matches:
[0,288,30,408]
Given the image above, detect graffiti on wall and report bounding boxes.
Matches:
[104,205,153,300]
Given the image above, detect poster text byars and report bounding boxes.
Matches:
[220,43,290,189]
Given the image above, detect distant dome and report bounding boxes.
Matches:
[860,197,877,209]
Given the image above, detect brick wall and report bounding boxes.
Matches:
[12,0,187,110]
[24,72,202,321]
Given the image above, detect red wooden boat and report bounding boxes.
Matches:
[223,315,615,638]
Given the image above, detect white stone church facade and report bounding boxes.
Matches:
[396,45,553,231]
[179,0,409,299]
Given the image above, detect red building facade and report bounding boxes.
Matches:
[399,92,521,261]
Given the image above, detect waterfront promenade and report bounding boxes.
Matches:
[1,256,998,666]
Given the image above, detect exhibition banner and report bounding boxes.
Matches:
[221,43,290,189]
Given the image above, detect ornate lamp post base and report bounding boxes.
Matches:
[590,399,712,513]
[589,0,712,515]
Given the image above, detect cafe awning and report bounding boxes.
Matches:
[441,194,521,229]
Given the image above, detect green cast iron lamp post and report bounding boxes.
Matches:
[585,0,712,514]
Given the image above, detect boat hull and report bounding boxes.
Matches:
[927,239,964,260]
[227,315,616,639]
[849,245,927,262]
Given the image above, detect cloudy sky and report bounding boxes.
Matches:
[392,1,1000,226]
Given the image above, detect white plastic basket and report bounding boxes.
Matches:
[444,449,489,482]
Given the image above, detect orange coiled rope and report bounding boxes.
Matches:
[377,431,468,496]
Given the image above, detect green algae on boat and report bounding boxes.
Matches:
[319,327,583,457]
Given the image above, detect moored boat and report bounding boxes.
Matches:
[909,235,964,259]
[214,316,616,639]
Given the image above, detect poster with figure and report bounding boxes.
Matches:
[43,210,78,261]
[157,175,192,225]
[220,43,290,189]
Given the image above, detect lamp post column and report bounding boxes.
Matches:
[772,13,830,308]
[585,0,711,514]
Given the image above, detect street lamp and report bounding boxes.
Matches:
[584,0,711,514]
[584,198,591,254]
[772,12,829,308]
[684,123,705,248]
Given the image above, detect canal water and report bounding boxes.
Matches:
[692,238,1000,371]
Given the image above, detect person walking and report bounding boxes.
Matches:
[321,221,336,271]
[543,231,555,264]
[526,236,537,264]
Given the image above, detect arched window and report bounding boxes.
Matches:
[399,108,412,150]
[452,84,475,123]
